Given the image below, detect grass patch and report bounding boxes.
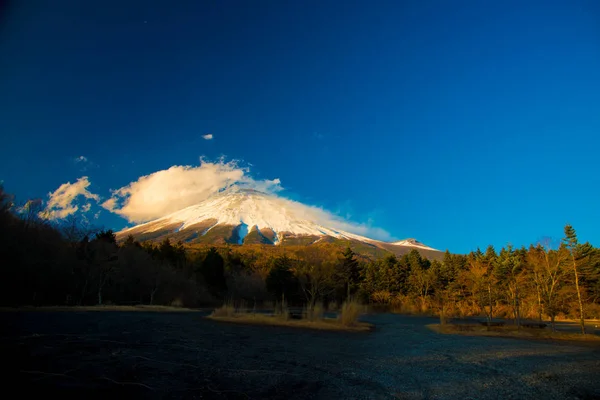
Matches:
[304,302,324,321]
[339,299,363,326]
[211,300,236,317]
[427,323,600,344]
[207,313,373,332]
[208,299,372,332]
[274,300,290,320]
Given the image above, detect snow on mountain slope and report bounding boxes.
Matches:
[117,187,442,256]
[118,188,374,243]
[391,239,440,251]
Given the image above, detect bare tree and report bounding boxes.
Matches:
[90,235,118,305]
[295,247,336,308]
[408,265,436,312]
[527,244,569,331]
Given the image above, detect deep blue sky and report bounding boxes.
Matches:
[1,1,599,253]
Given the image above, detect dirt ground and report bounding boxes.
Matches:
[2,311,599,399]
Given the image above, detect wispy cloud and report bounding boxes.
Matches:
[202,134,214,140]
[43,177,100,219]
[268,197,393,241]
[73,155,97,171]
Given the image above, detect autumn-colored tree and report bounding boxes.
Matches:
[527,243,569,331]
[459,247,498,325]
[495,245,527,328]
[408,258,436,312]
[295,246,337,308]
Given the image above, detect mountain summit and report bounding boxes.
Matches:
[117,188,443,259]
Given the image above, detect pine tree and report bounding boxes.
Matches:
[337,247,360,300]
[265,255,296,302]
[198,247,227,297]
[562,224,589,334]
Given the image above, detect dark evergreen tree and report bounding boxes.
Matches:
[265,255,297,301]
[198,247,227,297]
[336,247,361,300]
[94,229,117,245]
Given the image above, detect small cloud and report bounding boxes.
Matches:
[43,177,100,220]
[250,178,283,193]
[81,203,92,213]
[72,155,97,172]
[94,211,101,219]
[313,132,324,140]
[101,198,116,211]
[202,134,214,140]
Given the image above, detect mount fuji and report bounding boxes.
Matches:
[117,188,444,259]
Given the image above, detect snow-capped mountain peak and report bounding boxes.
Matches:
[117,188,443,258]
[119,188,372,243]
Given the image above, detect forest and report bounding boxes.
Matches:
[1,186,599,333]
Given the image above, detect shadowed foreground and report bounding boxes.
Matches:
[2,311,599,399]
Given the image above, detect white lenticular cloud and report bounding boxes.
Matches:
[99,158,391,240]
[202,134,213,140]
[44,177,100,219]
[101,160,282,223]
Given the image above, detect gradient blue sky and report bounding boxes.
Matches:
[1,1,599,253]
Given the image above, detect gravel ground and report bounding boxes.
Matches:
[2,311,599,399]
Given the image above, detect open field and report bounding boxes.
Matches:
[2,311,599,399]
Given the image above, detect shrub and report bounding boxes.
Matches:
[391,294,419,314]
[371,290,392,304]
[170,297,183,307]
[586,303,600,319]
[274,299,289,320]
[339,299,362,326]
[212,300,236,317]
[305,302,324,321]
[237,299,249,313]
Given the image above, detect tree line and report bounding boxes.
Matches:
[1,186,599,333]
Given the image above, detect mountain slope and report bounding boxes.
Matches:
[117,188,444,260]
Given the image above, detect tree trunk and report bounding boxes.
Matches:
[79,279,88,306]
[98,287,102,305]
[572,258,586,335]
[514,286,521,330]
[347,282,350,301]
[536,288,543,323]
[487,283,494,326]
[439,293,447,326]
